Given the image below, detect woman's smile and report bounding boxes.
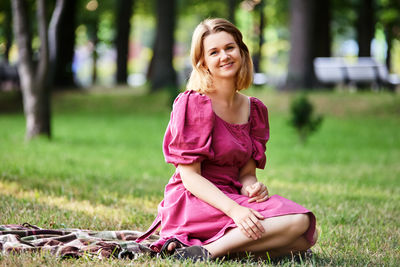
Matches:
[220,62,234,68]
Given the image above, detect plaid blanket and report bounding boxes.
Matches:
[0,223,158,259]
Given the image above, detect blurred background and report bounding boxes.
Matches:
[1,0,400,139]
[1,0,399,91]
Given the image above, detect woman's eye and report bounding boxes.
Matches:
[227,46,233,50]
[210,51,217,56]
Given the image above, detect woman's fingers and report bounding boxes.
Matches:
[248,187,269,203]
[239,211,265,240]
[246,183,259,197]
[256,194,270,202]
[232,206,266,240]
[255,189,270,202]
[238,224,251,238]
[242,219,259,240]
[252,209,265,221]
[250,210,265,232]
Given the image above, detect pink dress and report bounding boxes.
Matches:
[137,90,316,251]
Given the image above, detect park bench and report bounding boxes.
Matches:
[313,57,400,91]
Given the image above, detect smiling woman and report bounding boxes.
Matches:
[135,18,318,262]
[203,31,242,80]
[187,18,253,95]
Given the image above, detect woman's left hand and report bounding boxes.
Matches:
[245,182,270,203]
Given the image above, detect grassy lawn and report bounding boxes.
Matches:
[0,87,399,266]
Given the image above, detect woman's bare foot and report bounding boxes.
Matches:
[167,242,177,251]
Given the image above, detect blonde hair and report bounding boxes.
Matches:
[186,18,253,94]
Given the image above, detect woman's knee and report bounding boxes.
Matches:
[288,214,310,235]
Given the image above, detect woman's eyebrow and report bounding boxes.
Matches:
[207,42,236,53]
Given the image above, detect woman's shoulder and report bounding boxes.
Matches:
[171,90,214,122]
[249,96,267,110]
[173,90,212,109]
[248,96,268,124]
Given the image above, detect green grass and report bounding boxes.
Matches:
[0,87,399,266]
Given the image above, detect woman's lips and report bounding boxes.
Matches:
[220,62,233,68]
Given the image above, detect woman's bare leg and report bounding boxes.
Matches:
[203,213,314,259]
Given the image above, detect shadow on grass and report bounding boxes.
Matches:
[0,91,23,113]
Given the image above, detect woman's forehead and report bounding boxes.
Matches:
[203,31,236,50]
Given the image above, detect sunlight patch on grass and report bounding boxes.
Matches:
[0,181,158,224]
[268,178,399,201]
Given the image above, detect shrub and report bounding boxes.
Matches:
[289,94,323,143]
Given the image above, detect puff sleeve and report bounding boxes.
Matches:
[250,98,270,169]
[163,90,215,167]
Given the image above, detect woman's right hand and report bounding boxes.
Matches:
[228,204,265,240]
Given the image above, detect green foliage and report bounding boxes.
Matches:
[178,0,229,19]
[289,94,323,144]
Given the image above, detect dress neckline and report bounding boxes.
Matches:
[212,96,252,127]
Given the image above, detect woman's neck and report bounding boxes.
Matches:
[208,78,237,107]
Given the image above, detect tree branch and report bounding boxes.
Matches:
[36,0,49,88]
[11,0,34,87]
[48,0,67,86]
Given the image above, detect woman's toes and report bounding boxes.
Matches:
[168,242,177,251]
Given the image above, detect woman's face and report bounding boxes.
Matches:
[202,31,242,81]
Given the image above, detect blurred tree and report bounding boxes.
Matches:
[286,0,315,90]
[77,0,115,86]
[0,1,12,63]
[286,0,333,90]
[115,0,134,85]
[378,0,400,71]
[147,0,177,92]
[11,0,66,139]
[178,0,230,19]
[53,0,77,89]
[76,0,99,85]
[240,0,267,73]
[356,0,376,57]
[253,0,266,73]
[228,0,239,24]
[313,0,332,58]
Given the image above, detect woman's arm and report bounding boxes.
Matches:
[238,159,269,203]
[178,163,265,240]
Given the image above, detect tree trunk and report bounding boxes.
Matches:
[312,0,331,58]
[11,0,65,140]
[285,0,315,90]
[227,0,237,24]
[384,25,393,72]
[147,0,177,92]
[4,9,13,63]
[115,0,134,85]
[312,0,332,88]
[357,0,375,57]
[53,0,77,89]
[253,0,265,73]
[90,20,99,86]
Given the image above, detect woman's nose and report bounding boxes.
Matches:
[220,50,229,60]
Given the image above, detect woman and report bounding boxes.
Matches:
[136,18,317,261]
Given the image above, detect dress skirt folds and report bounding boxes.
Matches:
[140,90,316,251]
